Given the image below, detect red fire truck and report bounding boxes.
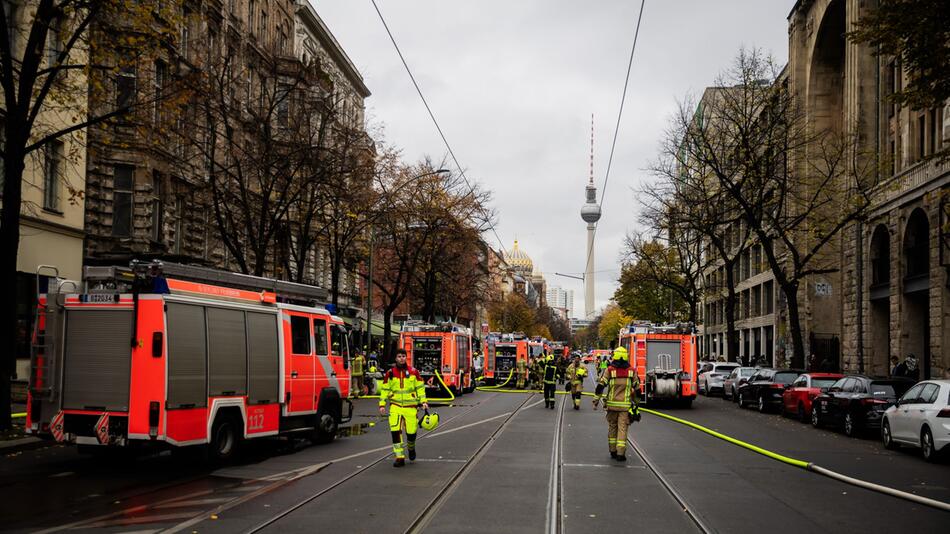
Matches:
[26,261,353,461]
[482,332,531,385]
[399,321,475,395]
[619,322,697,407]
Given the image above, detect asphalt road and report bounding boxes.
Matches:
[2,380,948,533]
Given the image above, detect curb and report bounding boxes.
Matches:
[0,436,49,454]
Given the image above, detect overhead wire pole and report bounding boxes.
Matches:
[370,0,508,255]
[580,0,647,298]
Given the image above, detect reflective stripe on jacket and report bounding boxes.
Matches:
[597,366,638,411]
[379,367,427,408]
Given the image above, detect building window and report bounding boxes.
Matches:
[276,84,290,127]
[47,15,62,65]
[43,140,63,211]
[764,280,774,315]
[929,108,938,157]
[259,10,267,43]
[174,196,184,254]
[153,60,166,124]
[112,165,134,237]
[151,171,163,243]
[181,7,190,59]
[116,64,136,110]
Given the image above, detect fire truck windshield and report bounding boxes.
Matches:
[496,345,517,357]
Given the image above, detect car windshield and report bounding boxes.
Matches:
[811,378,838,389]
[740,368,755,377]
[774,372,799,385]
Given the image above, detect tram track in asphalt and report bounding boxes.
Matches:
[234,392,536,534]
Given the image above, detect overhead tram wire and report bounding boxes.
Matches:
[582,0,646,283]
[370,0,508,255]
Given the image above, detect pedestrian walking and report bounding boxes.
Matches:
[542,351,558,409]
[351,350,367,397]
[565,356,587,410]
[895,353,920,381]
[592,345,639,462]
[889,355,900,377]
[378,349,428,467]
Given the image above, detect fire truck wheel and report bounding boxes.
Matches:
[313,410,338,444]
[209,415,242,463]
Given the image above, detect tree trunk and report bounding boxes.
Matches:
[382,308,395,368]
[723,259,740,364]
[0,152,27,431]
[783,281,806,369]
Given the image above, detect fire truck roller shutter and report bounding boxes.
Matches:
[207,308,248,397]
[166,303,208,408]
[62,309,133,411]
[646,341,682,372]
[247,312,279,404]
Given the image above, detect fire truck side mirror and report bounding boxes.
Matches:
[152,332,163,358]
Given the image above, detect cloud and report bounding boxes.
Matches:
[313,0,790,316]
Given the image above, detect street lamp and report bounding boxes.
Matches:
[365,168,451,353]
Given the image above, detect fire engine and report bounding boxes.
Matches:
[399,321,475,395]
[619,322,697,407]
[482,332,531,385]
[26,261,353,461]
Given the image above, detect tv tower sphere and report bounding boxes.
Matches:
[580,186,602,223]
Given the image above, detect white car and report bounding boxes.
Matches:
[881,379,950,462]
[698,362,740,396]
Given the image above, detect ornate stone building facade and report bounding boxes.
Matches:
[789,0,949,379]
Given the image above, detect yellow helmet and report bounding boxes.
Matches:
[420,411,439,431]
[612,346,629,362]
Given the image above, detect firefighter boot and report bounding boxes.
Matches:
[407,434,417,462]
[610,451,618,459]
[616,454,627,462]
[394,458,406,467]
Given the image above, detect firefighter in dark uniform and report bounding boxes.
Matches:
[542,350,558,409]
[592,346,638,461]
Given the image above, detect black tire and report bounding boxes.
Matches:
[738,392,746,408]
[921,427,938,462]
[843,411,858,438]
[732,388,739,403]
[882,419,898,450]
[798,403,808,423]
[757,394,768,413]
[680,397,693,409]
[209,416,241,463]
[811,405,822,428]
[313,410,338,444]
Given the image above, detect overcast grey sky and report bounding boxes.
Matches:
[313,0,790,318]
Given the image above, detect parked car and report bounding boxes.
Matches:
[737,369,805,412]
[723,367,756,401]
[811,376,914,437]
[782,372,843,422]
[698,362,740,396]
[881,379,950,462]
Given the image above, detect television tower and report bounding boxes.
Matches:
[579,114,601,319]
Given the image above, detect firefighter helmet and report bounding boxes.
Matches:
[612,346,629,362]
[420,411,439,431]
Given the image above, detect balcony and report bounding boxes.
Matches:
[875,156,950,208]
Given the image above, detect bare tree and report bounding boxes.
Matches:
[674,49,876,367]
[0,0,183,430]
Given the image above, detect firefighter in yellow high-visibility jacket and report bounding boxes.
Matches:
[378,349,429,467]
[592,346,638,462]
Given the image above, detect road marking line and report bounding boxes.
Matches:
[562,463,644,469]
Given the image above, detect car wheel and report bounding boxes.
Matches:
[882,420,898,450]
[798,403,808,423]
[732,388,739,403]
[757,394,767,413]
[811,405,821,428]
[844,411,857,438]
[921,427,938,462]
[738,392,746,408]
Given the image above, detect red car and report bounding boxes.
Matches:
[782,373,843,422]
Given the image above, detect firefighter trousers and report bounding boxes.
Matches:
[543,382,556,406]
[516,372,525,389]
[388,405,419,459]
[572,391,582,409]
[606,410,630,454]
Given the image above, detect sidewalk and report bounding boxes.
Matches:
[1,403,44,454]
